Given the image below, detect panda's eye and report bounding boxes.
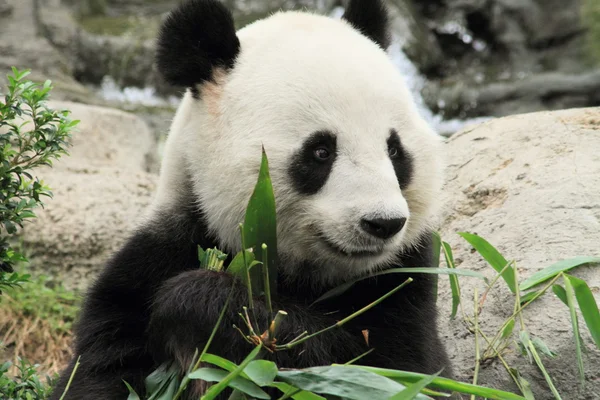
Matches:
[388,147,399,158]
[314,147,330,161]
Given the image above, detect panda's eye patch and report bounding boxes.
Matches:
[387,132,403,159]
[387,129,414,190]
[314,147,331,161]
[288,130,337,195]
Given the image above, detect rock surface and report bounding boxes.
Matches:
[438,107,600,399]
[19,101,158,290]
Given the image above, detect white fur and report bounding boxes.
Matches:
[153,11,444,286]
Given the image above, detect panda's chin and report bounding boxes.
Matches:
[319,234,385,259]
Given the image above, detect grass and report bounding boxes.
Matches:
[0,274,80,378]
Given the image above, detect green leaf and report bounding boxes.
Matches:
[563,276,585,385]
[144,363,180,400]
[519,331,563,398]
[242,147,278,298]
[270,382,326,400]
[188,368,269,399]
[227,250,257,286]
[123,380,141,400]
[311,267,483,306]
[508,368,535,400]
[244,360,278,386]
[458,232,516,293]
[531,337,557,358]
[564,274,600,349]
[519,290,541,305]
[501,320,515,341]
[552,284,568,306]
[277,366,409,400]
[201,345,262,400]
[343,365,526,400]
[387,371,441,400]
[520,256,600,290]
[201,353,247,378]
[197,246,206,263]
[441,240,461,319]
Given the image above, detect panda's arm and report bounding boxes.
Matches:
[147,269,366,370]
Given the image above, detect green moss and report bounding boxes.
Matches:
[582,0,600,65]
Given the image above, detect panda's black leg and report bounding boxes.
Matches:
[49,357,147,400]
[146,269,367,377]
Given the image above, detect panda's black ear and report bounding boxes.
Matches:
[342,0,391,49]
[156,0,240,88]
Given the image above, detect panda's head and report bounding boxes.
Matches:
[155,0,444,285]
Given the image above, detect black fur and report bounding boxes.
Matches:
[51,190,451,399]
[342,0,391,49]
[288,130,337,195]
[156,0,240,88]
[388,129,414,190]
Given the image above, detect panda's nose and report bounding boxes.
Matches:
[360,217,406,240]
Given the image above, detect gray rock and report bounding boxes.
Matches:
[438,107,600,399]
[19,101,158,290]
[427,70,600,119]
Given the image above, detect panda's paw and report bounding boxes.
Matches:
[146,269,263,366]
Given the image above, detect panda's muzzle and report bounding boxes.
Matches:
[360,217,406,240]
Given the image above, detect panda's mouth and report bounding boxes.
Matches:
[318,233,384,258]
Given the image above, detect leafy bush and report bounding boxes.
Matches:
[0,67,77,295]
[0,67,76,399]
[0,358,56,400]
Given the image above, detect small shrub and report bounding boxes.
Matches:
[0,358,56,400]
[0,67,77,295]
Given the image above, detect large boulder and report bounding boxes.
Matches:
[438,107,600,399]
[20,101,158,290]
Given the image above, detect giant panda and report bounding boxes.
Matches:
[51,0,451,398]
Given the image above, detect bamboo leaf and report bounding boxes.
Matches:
[243,147,278,299]
[564,274,600,349]
[200,353,248,379]
[501,320,515,341]
[441,240,461,319]
[277,366,409,400]
[508,369,535,400]
[244,360,278,387]
[458,232,516,293]
[270,382,326,399]
[124,381,141,400]
[519,290,541,306]
[342,365,526,400]
[387,371,441,400]
[520,256,600,291]
[188,368,269,399]
[563,276,585,386]
[201,345,262,400]
[552,285,568,306]
[227,250,257,286]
